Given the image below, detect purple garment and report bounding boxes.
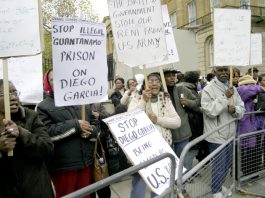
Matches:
[237,85,262,147]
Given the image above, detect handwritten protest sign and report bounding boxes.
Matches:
[52,18,108,106]
[250,33,262,65]
[103,109,182,195]
[0,0,41,57]
[146,5,179,68]
[214,8,251,66]
[0,54,43,104]
[108,0,168,67]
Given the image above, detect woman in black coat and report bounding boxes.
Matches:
[37,69,96,198]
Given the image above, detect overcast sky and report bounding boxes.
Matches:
[90,0,109,21]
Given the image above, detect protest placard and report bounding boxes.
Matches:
[0,0,41,57]
[0,54,43,104]
[214,8,251,66]
[108,0,168,67]
[250,33,262,65]
[103,109,182,195]
[146,5,179,68]
[52,17,108,106]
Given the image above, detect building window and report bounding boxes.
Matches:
[209,40,213,67]
[210,0,220,9]
[170,12,177,27]
[188,0,196,25]
[240,0,250,8]
[205,36,214,68]
[210,0,220,21]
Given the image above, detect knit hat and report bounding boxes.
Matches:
[238,75,256,85]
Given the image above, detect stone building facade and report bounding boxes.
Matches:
[162,0,265,76]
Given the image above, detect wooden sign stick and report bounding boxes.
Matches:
[3,59,13,156]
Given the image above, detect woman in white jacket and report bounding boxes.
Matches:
[128,72,181,198]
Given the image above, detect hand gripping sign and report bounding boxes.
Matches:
[103,109,184,195]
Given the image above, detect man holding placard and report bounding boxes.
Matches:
[201,66,244,197]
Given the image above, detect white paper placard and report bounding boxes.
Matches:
[0,0,41,57]
[103,109,182,195]
[250,33,262,65]
[146,5,179,68]
[214,8,251,66]
[0,54,43,104]
[108,0,168,67]
[52,17,108,107]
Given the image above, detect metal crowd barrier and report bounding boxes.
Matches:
[62,152,176,198]
[236,111,265,197]
[176,118,237,198]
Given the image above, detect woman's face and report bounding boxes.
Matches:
[233,72,240,86]
[128,80,137,89]
[148,76,161,96]
[115,79,124,90]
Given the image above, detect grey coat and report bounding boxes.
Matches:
[168,85,198,143]
[201,78,245,144]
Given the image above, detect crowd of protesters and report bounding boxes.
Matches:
[0,66,265,198]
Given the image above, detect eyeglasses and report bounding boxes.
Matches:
[148,79,160,84]
[0,91,20,97]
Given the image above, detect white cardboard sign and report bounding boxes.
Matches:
[108,0,168,67]
[214,8,251,66]
[0,0,41,57]
[146,5,179,68]
[103,109,182,195]
[250,33,262,65]
[52,17,108,107]
[0,54,43,104]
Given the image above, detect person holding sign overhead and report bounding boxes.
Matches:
[37,69,96,198]
[128,72,181,198]
[0,80,54,198]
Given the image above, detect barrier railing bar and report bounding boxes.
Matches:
[177,118,237,188]
[62,152,176,198]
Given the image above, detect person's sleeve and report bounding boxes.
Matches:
[98,104,111,120]
[201,89,228,118]
[156,98,181,129]
[16,114,54,162]
[231,89,245,119]
[182,87,199,109]
[237,85,262,102]
[120,90,130,106]
[37,105,81,141]
[127,96,146,112]
[110,91,121,106]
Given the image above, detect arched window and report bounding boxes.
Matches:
[205,36,214,69]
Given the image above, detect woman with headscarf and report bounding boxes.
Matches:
[37,69,96,198]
